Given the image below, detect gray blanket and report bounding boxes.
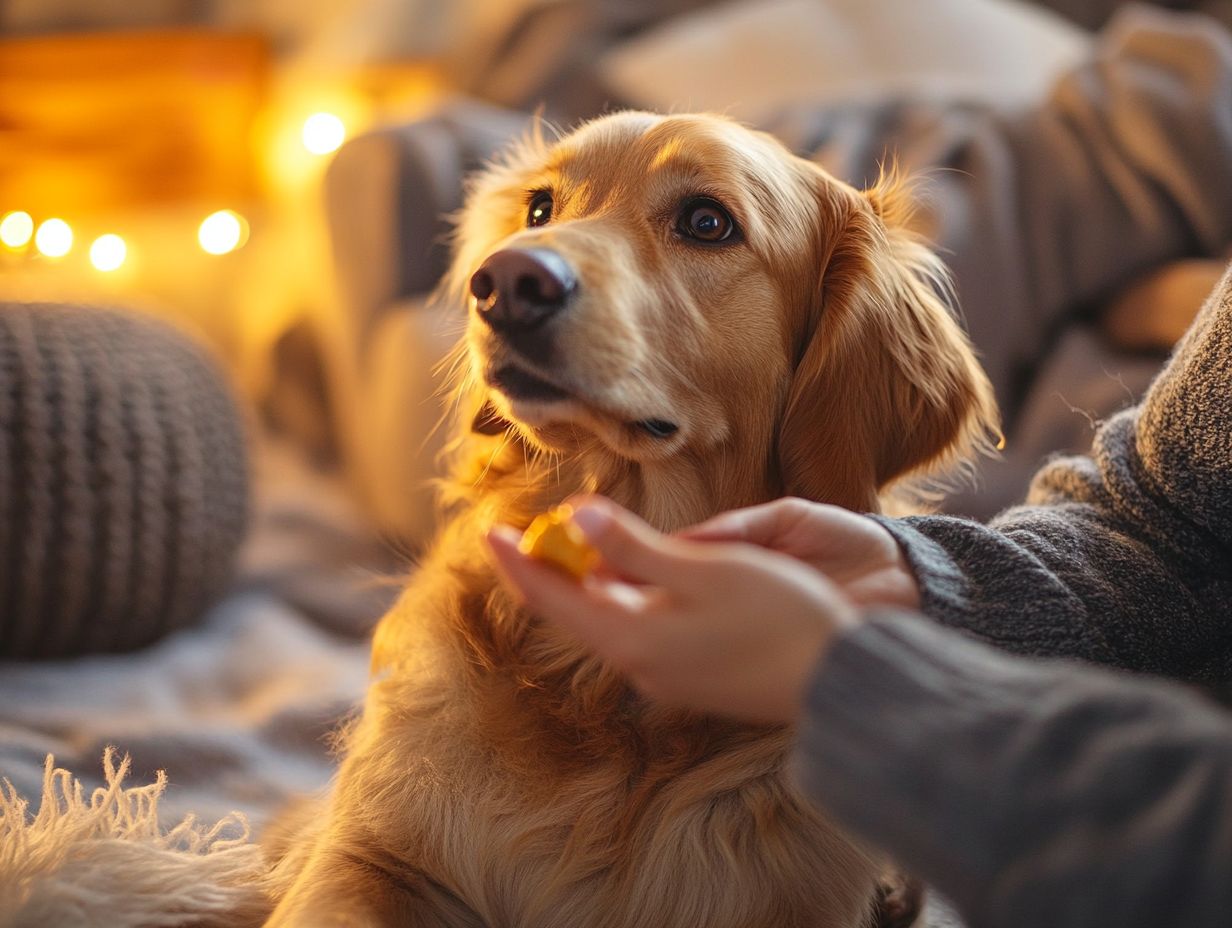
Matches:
[0,437,395,829]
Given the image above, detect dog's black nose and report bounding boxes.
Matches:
[470,248,577,334]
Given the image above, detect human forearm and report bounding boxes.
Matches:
[871,267,1232,678]
[794,611,1232,928]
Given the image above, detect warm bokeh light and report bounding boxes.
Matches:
[0,211,34,249]
[198,210,247,255]
[89,234,127,272]
[34,218,73,258]
[301,112,346,155]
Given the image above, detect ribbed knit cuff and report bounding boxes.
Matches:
[868,516,980,634]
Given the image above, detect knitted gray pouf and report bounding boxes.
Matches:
[0,304,249,659]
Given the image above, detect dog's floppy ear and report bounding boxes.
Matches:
[776,170,999,511]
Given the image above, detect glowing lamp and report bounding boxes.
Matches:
[302,112,346,155]
[90,234,127,272]
[1,211,34,249]
[198,210,247,255]
[35,219,73,258]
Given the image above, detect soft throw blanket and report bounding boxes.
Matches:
[1,750,268,927]
[0,438,390,924]
[0,440,984,928]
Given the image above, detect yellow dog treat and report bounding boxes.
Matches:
[518,504,599,579]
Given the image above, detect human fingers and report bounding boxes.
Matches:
[684,500,922,608]
[630,551,857,723]
[485,525,651,655]
[491,523,855,724]
[676,497,810,546]
[567,496,710,591]
[680,498,868,570]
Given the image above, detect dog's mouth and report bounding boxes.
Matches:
[491,364,571,403]
[488,363,679,440]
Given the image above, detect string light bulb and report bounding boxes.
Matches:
[90,234,127,272]
[198,210,247,255]
[34,219,73,258]
[1,211,34,249]
[302,112,346,155]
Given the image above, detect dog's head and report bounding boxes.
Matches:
[451,112,997,516]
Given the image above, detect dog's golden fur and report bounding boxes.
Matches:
[264,112,998,927]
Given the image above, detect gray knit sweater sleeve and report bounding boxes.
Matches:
[793,611,1232,928]
[874,266,1232,683]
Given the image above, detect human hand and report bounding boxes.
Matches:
[681,498,920,610]
[485,497,859,725]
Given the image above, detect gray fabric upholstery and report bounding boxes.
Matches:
[324,98,529,342]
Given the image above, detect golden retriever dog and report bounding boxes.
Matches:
[264,111,998,928]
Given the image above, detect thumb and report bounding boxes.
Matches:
[569,496,696,587]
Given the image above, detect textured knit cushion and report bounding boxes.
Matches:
[0,304,249,658]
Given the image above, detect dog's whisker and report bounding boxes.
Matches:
[475,427,515,488]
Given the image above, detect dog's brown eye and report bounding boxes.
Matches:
[527,191,553,228]
[678,198,735,243]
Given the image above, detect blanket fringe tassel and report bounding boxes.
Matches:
[0,748,271,927]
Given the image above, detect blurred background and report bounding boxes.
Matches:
[0,0,453,371]
[3,0,1229,541]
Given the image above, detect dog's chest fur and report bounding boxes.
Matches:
[326,511,879,928]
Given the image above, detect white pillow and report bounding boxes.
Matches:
[600,0,1092,122]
